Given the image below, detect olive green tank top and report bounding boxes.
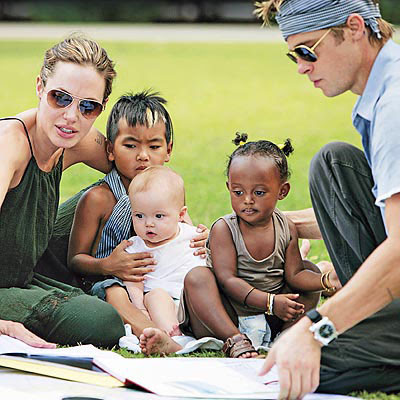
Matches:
[0,117,63,288]
[207,208,291,316]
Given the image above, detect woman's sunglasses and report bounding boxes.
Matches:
[46,89,104,119]
[287,29,332,64]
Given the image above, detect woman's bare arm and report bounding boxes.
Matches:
[63,126,112,173]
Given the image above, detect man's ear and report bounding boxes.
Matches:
[346,13,366,40]
[179,206,188,222]
[107,140,115,162]
[278,182,290,200]
[165,141,173,163]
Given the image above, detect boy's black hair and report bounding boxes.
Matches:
[226,132,294,181]
[106,90,173,144]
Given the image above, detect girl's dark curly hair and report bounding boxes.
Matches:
[227,132,294,181]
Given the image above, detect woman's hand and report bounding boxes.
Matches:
[104,240,156,281]
[190,224,209,258]
[273,293,305,321]
[0,320,56,349]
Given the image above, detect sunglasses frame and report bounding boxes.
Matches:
[46,88,104,119]
[287,28,332,64]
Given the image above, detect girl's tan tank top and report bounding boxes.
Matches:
[208,208,291,316]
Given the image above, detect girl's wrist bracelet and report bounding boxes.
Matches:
[243,287,256,306]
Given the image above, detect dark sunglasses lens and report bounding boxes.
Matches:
[79,100,103,118]
[48,90,73,108]
[287,53,298,63]
[295,47,317,62]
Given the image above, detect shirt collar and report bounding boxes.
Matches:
[353,39,398,123]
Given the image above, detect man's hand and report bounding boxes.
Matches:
[0,320,56,349]
[259,318,321,399]
[104,240,156,281]
[190,224,209,258]
[273,293,305,321]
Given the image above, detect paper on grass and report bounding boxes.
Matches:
[93,356,281,398]
[0,336,362,400]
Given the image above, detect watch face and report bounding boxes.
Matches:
[319,324,334,338]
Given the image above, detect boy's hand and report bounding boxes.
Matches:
[105,240,156,281]
[190,224,209,258]
[273,293,304,321]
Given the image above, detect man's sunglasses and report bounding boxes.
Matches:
[46,89,104,119]
[287,29,332,64]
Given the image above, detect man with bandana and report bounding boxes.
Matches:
[255,0,400,398]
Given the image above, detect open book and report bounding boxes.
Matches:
[0,335,123,387]
[0,335,360,400]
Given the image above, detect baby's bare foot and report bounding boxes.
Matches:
[139,328,182,355]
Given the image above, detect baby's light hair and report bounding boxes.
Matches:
[129,166,185,208]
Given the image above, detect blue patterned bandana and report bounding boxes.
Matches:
[276,0,382,41]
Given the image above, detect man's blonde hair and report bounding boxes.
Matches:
[129,166,185,208]
[254,0,393,46]
[40,34,116,102]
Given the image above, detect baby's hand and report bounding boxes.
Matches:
[273,293,304,321]
[190,224,209,259]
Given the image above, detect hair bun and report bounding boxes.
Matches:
[232,132,248,146]
[281,138,294,157]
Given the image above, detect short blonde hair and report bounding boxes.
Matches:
[129,166,185,208]
[40,34,116,101]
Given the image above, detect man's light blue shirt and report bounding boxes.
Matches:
[352,39,400,224]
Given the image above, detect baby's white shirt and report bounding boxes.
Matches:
[125,222,207,299]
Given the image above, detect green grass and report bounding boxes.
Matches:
[1,39,397,399]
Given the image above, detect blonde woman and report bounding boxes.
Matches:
[0,35,125,347]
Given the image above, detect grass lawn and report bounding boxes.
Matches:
[1,38,398,399]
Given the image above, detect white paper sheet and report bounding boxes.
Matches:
[0,335,361,400]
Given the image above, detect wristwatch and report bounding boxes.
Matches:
[306,309,338,346]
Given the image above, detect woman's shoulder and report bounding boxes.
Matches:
[0,116,32,155]
[0,114,35,185]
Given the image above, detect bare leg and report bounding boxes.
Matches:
[144,288,181,336]
[105,285,156,336]
[124,281,151,320]
[183,266,257,358]
[139,267,258,357]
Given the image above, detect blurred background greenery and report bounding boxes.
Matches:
[0,0,398,24]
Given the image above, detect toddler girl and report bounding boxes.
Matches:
[207,133,337,347]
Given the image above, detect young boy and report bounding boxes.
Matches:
[125,166,207,336]
[67,91,207,339]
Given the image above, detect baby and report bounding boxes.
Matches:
[125,166,207,336]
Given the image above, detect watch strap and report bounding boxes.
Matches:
[306,309,322,323]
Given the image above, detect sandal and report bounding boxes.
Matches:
[222,333,258,358]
